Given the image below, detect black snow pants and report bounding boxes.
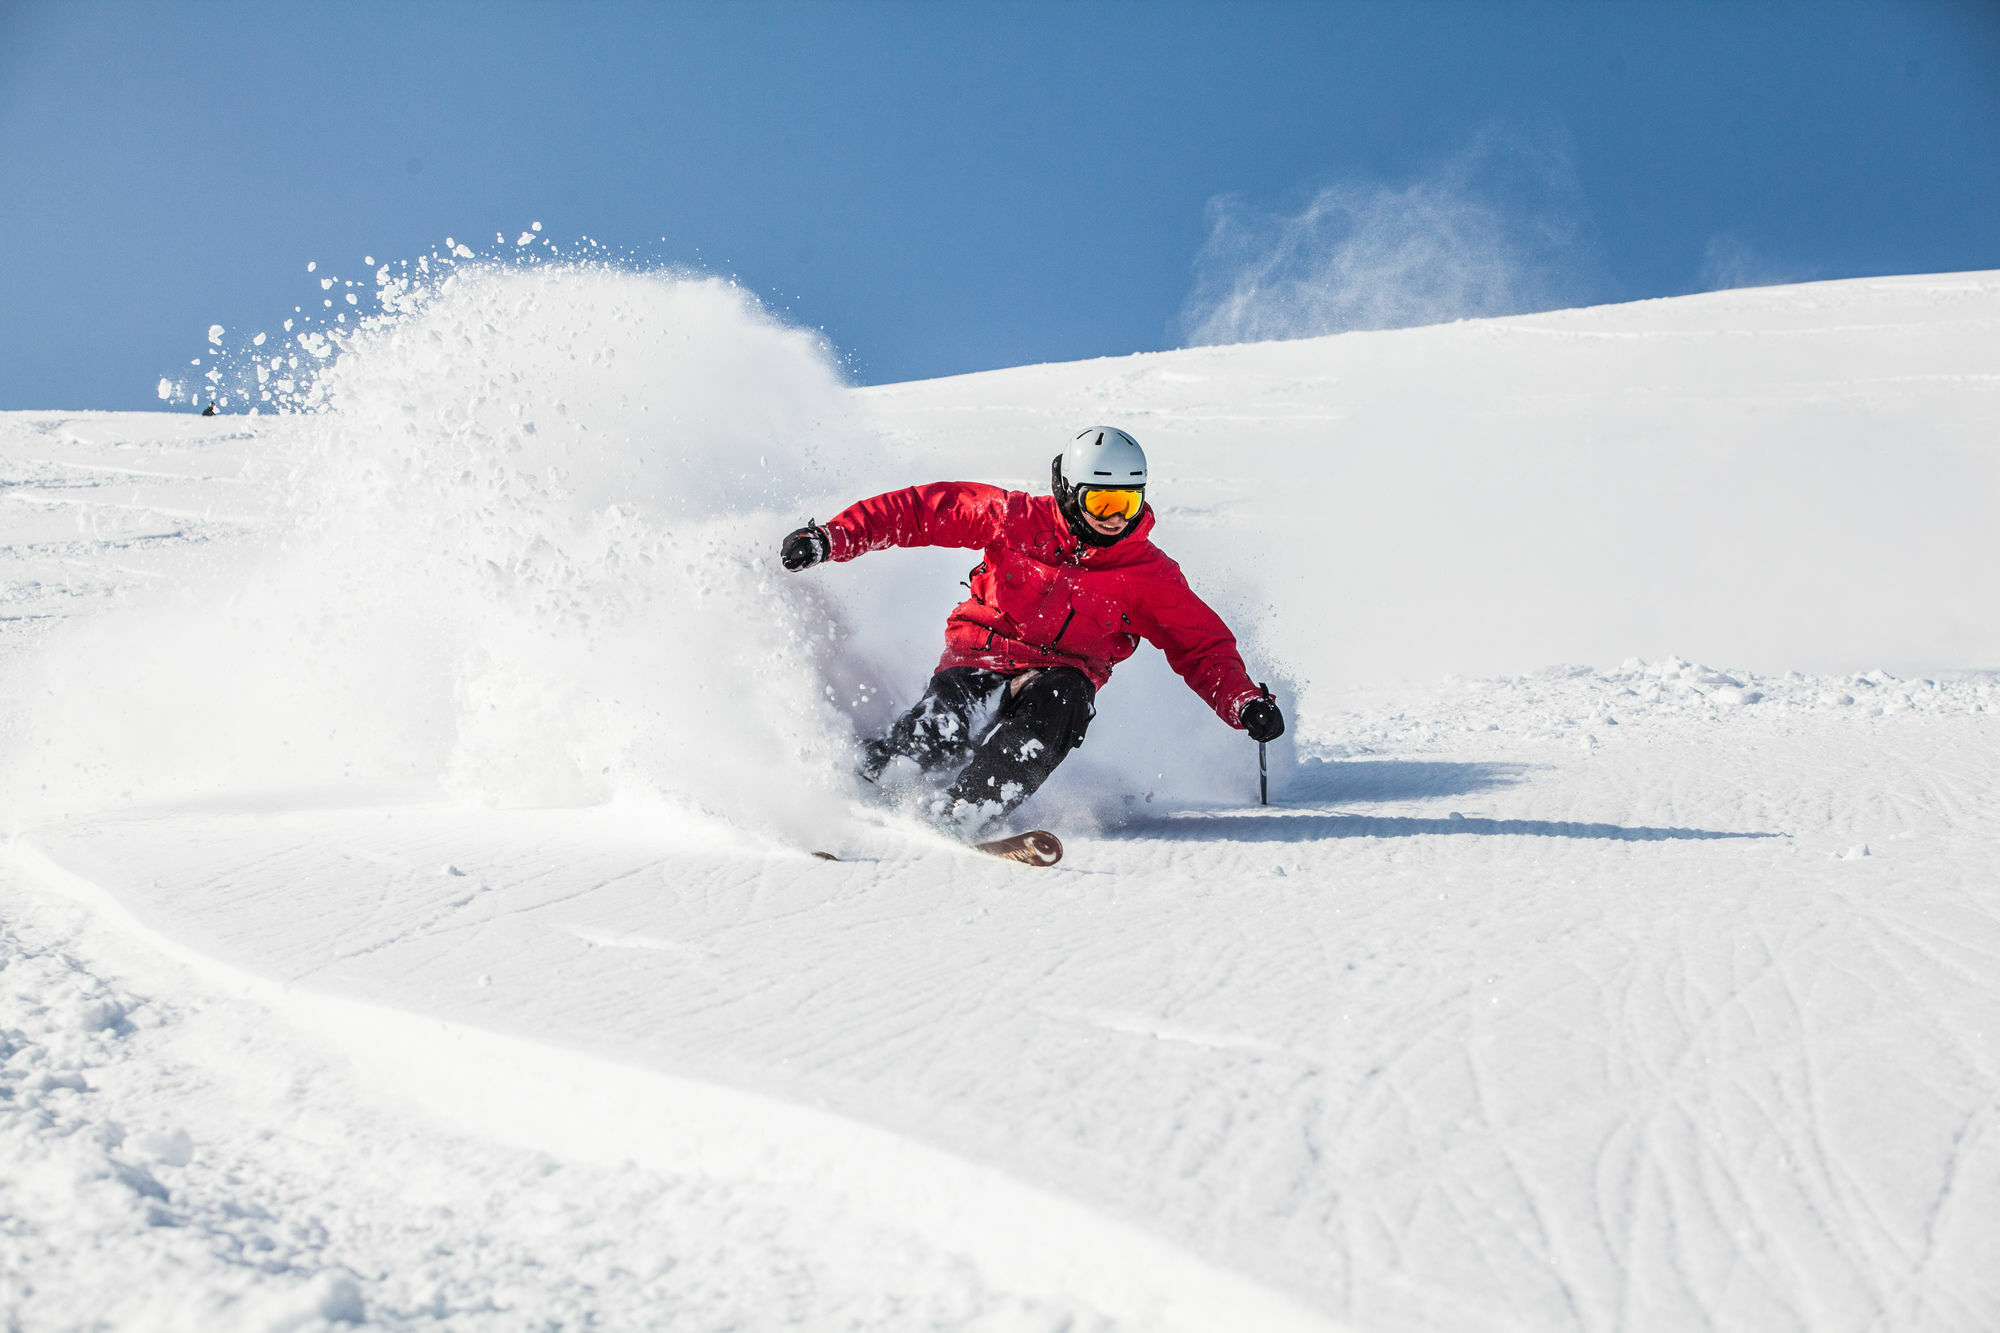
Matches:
[860,666,1096,820]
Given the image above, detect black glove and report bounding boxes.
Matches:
[781,523,830,571]
[1240,695,1284,743]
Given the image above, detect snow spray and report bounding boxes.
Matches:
[3,261,876,840]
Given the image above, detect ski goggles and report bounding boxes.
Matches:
[1078,486,1144,521]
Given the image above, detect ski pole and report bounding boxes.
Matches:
[1257,681,1270,806]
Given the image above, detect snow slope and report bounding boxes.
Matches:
[3,268,1998,1331]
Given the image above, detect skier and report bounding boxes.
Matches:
[779,426,1285,833]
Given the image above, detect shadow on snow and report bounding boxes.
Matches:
[1114,811,1777,844]
[1106,760,1778,843]
[1279,758,1532,804]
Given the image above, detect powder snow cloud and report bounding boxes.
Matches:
[1178,125,1598,345]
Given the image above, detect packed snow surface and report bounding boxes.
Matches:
[2,267,1998,1330]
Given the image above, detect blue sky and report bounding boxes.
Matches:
[1,0,1996,410]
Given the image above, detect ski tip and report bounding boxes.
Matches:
[973,829,1063,867]
[810,850,839,861]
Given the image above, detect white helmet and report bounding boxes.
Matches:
[1057,426,1148,491]
[1051,426,1149,546]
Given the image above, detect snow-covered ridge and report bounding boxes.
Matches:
[4,268,1999,1329]
[861,268,2000,701]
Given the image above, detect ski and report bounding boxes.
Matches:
[973,829,1063,866]
[809,829,1063,867]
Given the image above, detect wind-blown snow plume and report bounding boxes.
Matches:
[1698,232,1811,291]
[6,264,869,837]
[1178,126,1593,345]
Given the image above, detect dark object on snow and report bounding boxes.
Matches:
[861,666,1095,823]
[781,522,830,570]
[201,401,218,416]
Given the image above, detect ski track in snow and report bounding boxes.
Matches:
[0,874,1122,1333]
[5,274,2000,1330]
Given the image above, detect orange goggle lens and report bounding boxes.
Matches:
[1080,487,1144,520]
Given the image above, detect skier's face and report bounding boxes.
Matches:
[1081,508,1131,537]
[1076,485,1143,537]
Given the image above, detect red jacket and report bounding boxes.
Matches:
[822,483,1263,728]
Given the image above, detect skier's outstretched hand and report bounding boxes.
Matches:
[1240,695,1285,743]
[781,523,830,571]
